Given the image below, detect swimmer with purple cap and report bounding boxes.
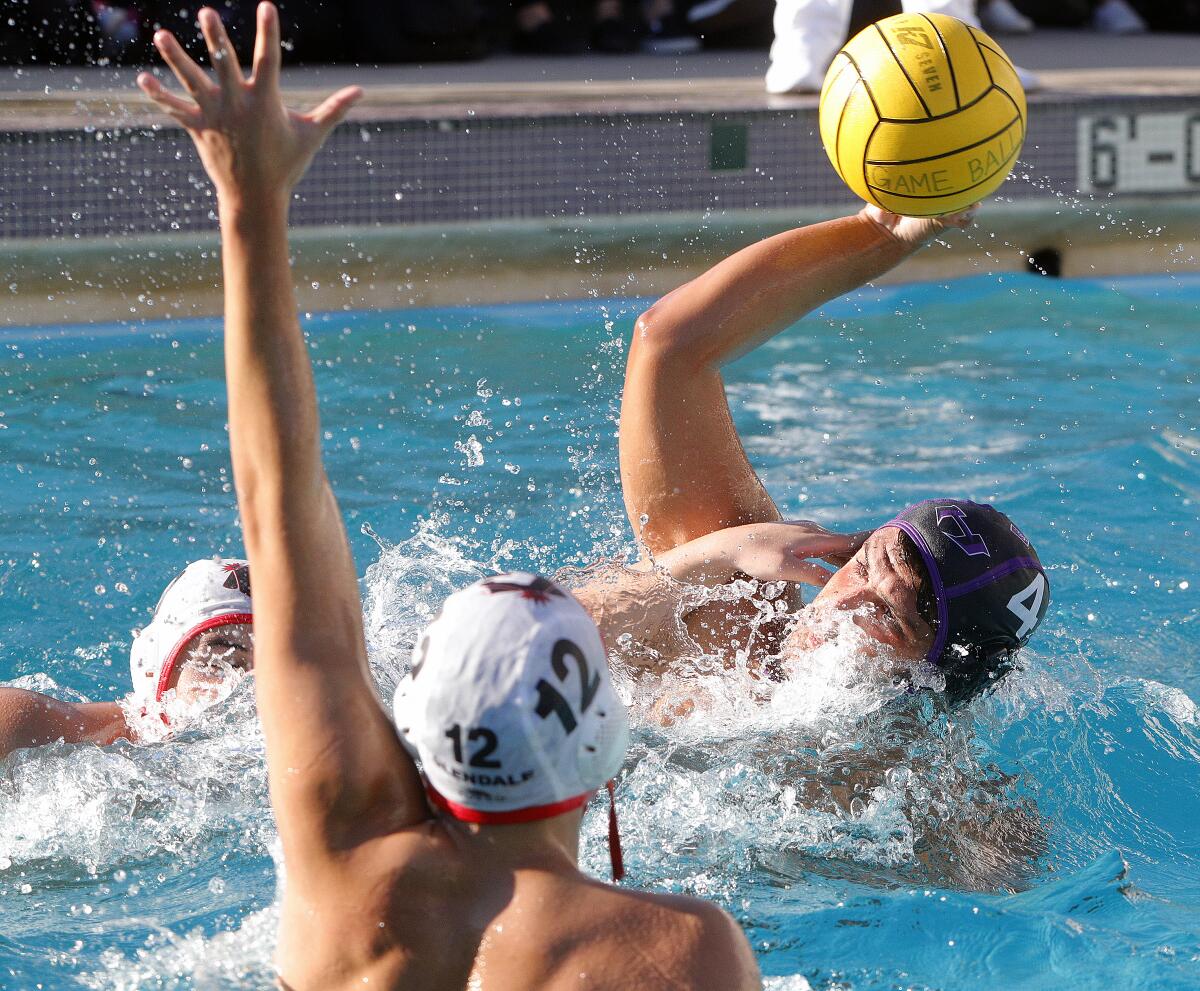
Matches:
[574,207,1049,707]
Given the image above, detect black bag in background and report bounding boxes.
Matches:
[1010,0,1093,27]
[1128,0,1200,31]
[343,0,488,62]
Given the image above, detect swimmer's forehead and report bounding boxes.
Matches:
[846,529,927,611]
[194,622,253,640]
[189,623,253,651]
[856,527,915,571]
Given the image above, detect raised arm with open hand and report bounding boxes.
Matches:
[139,2,427,909]
[138,5,360,208]
[140,12,769,990]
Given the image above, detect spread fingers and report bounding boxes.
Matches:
[198,7,244,92]
[250,2,281,89]
[153,29,217,106]
[306,86,363,130]
[137,72,202,128]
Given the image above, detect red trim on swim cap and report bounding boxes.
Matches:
[426,784,594,825]
[154,613,254,702]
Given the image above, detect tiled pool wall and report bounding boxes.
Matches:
[3,92,1197,243]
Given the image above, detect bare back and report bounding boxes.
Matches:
[276,820,760,991]
[143,12,759,991]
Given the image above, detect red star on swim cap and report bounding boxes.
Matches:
[222,562,251,597]
[480,574,564,605]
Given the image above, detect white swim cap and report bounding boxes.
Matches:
[129,559,253,704]
[393,573,629,825]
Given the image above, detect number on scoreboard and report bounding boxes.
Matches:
[1077,112,1200,194]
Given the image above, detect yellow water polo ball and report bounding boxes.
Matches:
[818,12,1026,217]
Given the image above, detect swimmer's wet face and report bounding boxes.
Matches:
[130,558,254,708]
[787,528,935,670]
[167,621,254,705]
[787,500,1050,702]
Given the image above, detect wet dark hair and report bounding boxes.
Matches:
[893,532,1013,707]
[892,530,936,628]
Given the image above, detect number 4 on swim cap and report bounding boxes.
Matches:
[1007,572,1047,641]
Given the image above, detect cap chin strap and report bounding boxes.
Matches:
[606,780,624,882]
[426,780,626,883]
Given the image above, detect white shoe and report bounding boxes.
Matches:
[1092,0,1147,34]
[765,0,852,95]
[1015,65,1041,92]
[980,0,1034,34]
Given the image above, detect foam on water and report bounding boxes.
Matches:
[0,679,267,871]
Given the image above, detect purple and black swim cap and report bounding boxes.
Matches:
[882,500,1049,692]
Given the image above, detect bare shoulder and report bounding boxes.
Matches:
[585,881,762,991]
[649,890,762,990]
[278,832,761,991]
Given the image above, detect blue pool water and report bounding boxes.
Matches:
[1,273,1198,990]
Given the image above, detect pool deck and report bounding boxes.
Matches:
[2,30,1199,326]
[2,31,1199,127]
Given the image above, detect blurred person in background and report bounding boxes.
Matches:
[977,0,1033,33]
[766,0,1040,94]
[1004,0,1200,33]
[509,0,647,55]
[1130,1,1200,31]
[686,0,776,49]
[0,0,486,65]
[1001,0,1147,33]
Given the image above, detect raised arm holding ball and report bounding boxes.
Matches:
[575,14,1047,709]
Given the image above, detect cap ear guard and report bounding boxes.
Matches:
[574,687,630,789]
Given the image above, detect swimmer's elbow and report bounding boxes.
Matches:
[632,303,704,368]
[0,688,68,758]
[0,689,41,757]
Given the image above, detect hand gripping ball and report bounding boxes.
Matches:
[818,13,1026,217]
